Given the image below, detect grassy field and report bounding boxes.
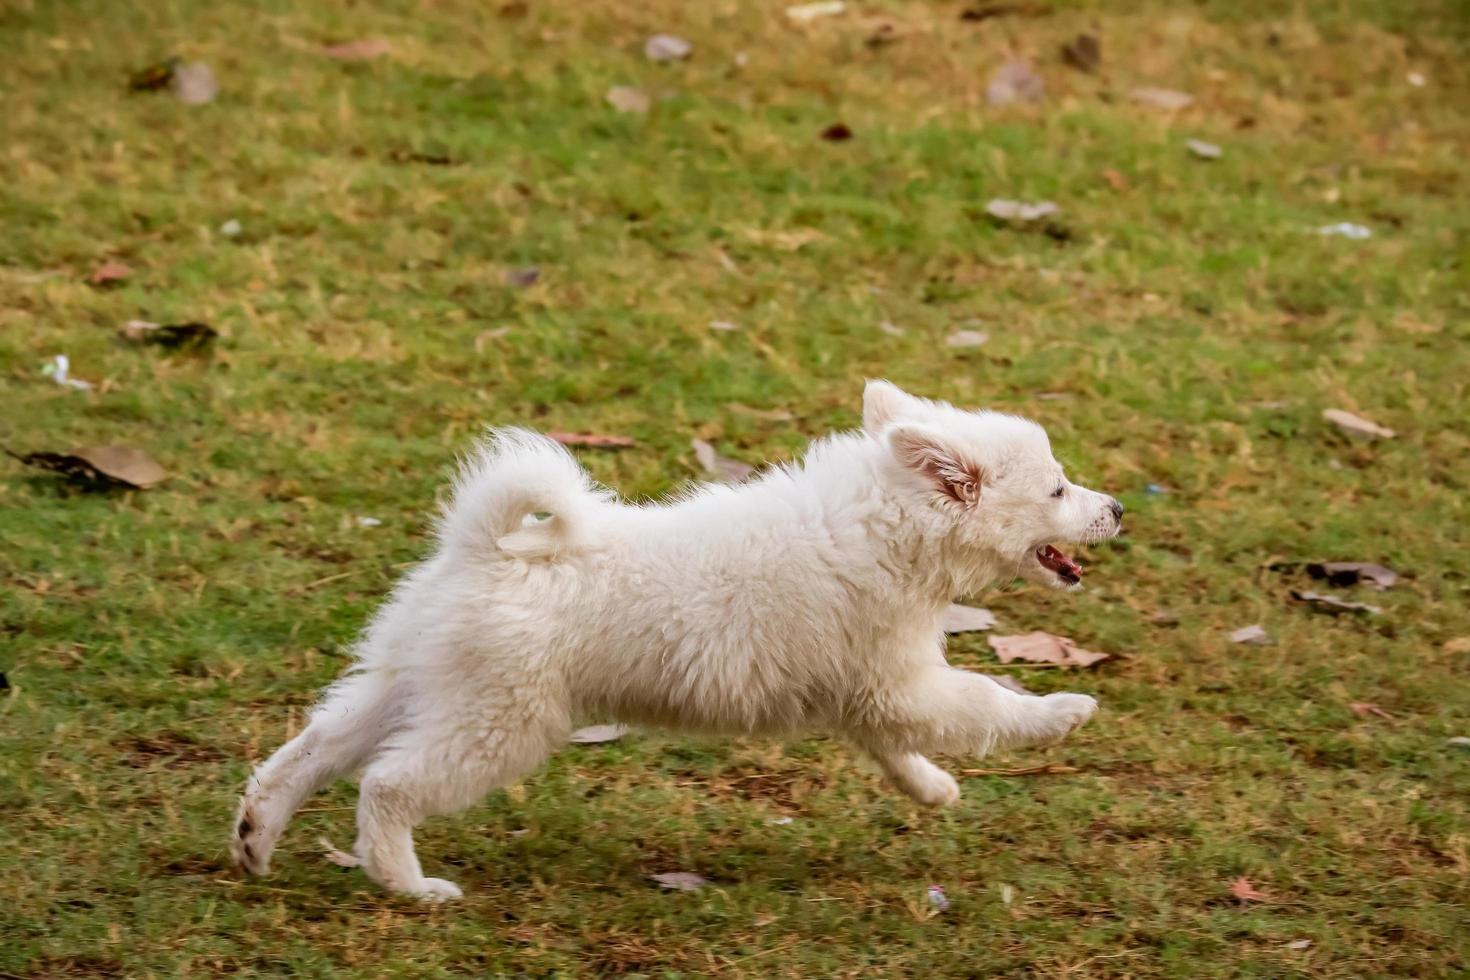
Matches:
[3,0,1469,975]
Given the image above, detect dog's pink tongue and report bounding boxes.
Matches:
[1039,545,1083,578]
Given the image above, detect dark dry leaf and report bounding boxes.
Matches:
[171,62,219,105]
[987,60,1045,105]
[691,439,754,483]
[128,57,179,92]
[988,632,1110,668]
[960,2,1049,22]
[1307,562,1398,590]
[547,431,636,449]
[88,261,132,286]
[1060,33,1100,72]
[1290,590,1381,616]
[323,39,392,60]
[819,123,853,142]
[649,871,708,891]
[8,446,169,490]
[865,22,899,48]
[503,266,540,288]
[389,149,455,166]
[498,1,529,17]
[120,320,218,350]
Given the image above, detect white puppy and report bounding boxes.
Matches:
[231,381,1122,900]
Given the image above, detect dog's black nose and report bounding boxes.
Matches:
[1109,498,1124,522]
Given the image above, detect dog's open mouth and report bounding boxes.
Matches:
[1036,544,1083,585]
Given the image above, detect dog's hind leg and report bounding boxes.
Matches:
[232,674,394,876]
[351,716,564,902]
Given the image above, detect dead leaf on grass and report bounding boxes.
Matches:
[1306,562,1398,590]
[1060,33,1100,73]
[548,432,636,449]
[644,34,691,62]
[649,871,709,891]
[605,86,651,114]
[1130,87,1193,111]
[1229,877,1268,902]
[987,59,1045,105]
[569,724,630,744]
[323,39,391,60]
[1101,169,1129,191]
[785,1,845,23]
[941,603,997,632]
[741,227,828,251]
[1443,637,1470,654]
[8,446,169,489]
[171,62,219,105]
[120,320,218,350]
[988,632,1110,667]
[503,266,540,288]
[1229,624,1273,645]
[819,122,853,141]
[960,2,1050,22]
[1290,590,1381,616]
[128,57,179,92]
[89,261,132,286]
[691,439,754,483]
[1186,138,1223,160]
[984,199,1058,223]
[1323,408,1395,440]
[1349,702,1392,720]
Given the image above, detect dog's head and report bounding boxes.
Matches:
[863,380,1123,589]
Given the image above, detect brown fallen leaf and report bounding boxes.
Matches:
[958,763,1077,777]
[819,122,853,142]
[1290,590,1381,616]
[1229,877,1268,903]
[547,431,636,449]
[128,57,179,92]
[89,261,132,286]
[1323,408,1395,440]
[940,603,998,632]
[120,320,218,350]
[1130,86,1193,111]
[988,632,1111,668]
[649,871,708,891]
[691,439,754,483]
[987,59,1045,105]
[960,2,1050,22]
[323,39,392,60]
[1101,168,1129,191]
[1349,702,1392,720]
[8,446,169,489]
[1443,637,1470,654]
[1306,561,1398,590]
[1060,33,1100,73]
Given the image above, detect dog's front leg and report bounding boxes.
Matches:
[856,666,1097,761]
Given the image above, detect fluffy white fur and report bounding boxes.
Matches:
[231,381,1123,901]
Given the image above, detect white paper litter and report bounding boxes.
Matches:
[41,354,92,390]
[1317,222,1372,240]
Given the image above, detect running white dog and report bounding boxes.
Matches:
[231,381,1122,900]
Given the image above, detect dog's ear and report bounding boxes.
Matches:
[863,380,926,434]
[888,425,984,506]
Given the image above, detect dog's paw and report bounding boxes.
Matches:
[1038,692,1097,740]
[408,877,464,903]
[908,766,962,808]
[231,810,273,876]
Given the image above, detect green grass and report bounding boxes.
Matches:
[3,0,1469,975]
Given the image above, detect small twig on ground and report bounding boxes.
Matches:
[958,764,1079,777]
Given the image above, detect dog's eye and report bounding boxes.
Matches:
[1052,485,1065,498]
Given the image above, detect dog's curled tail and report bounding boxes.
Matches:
[440,427,607,561]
